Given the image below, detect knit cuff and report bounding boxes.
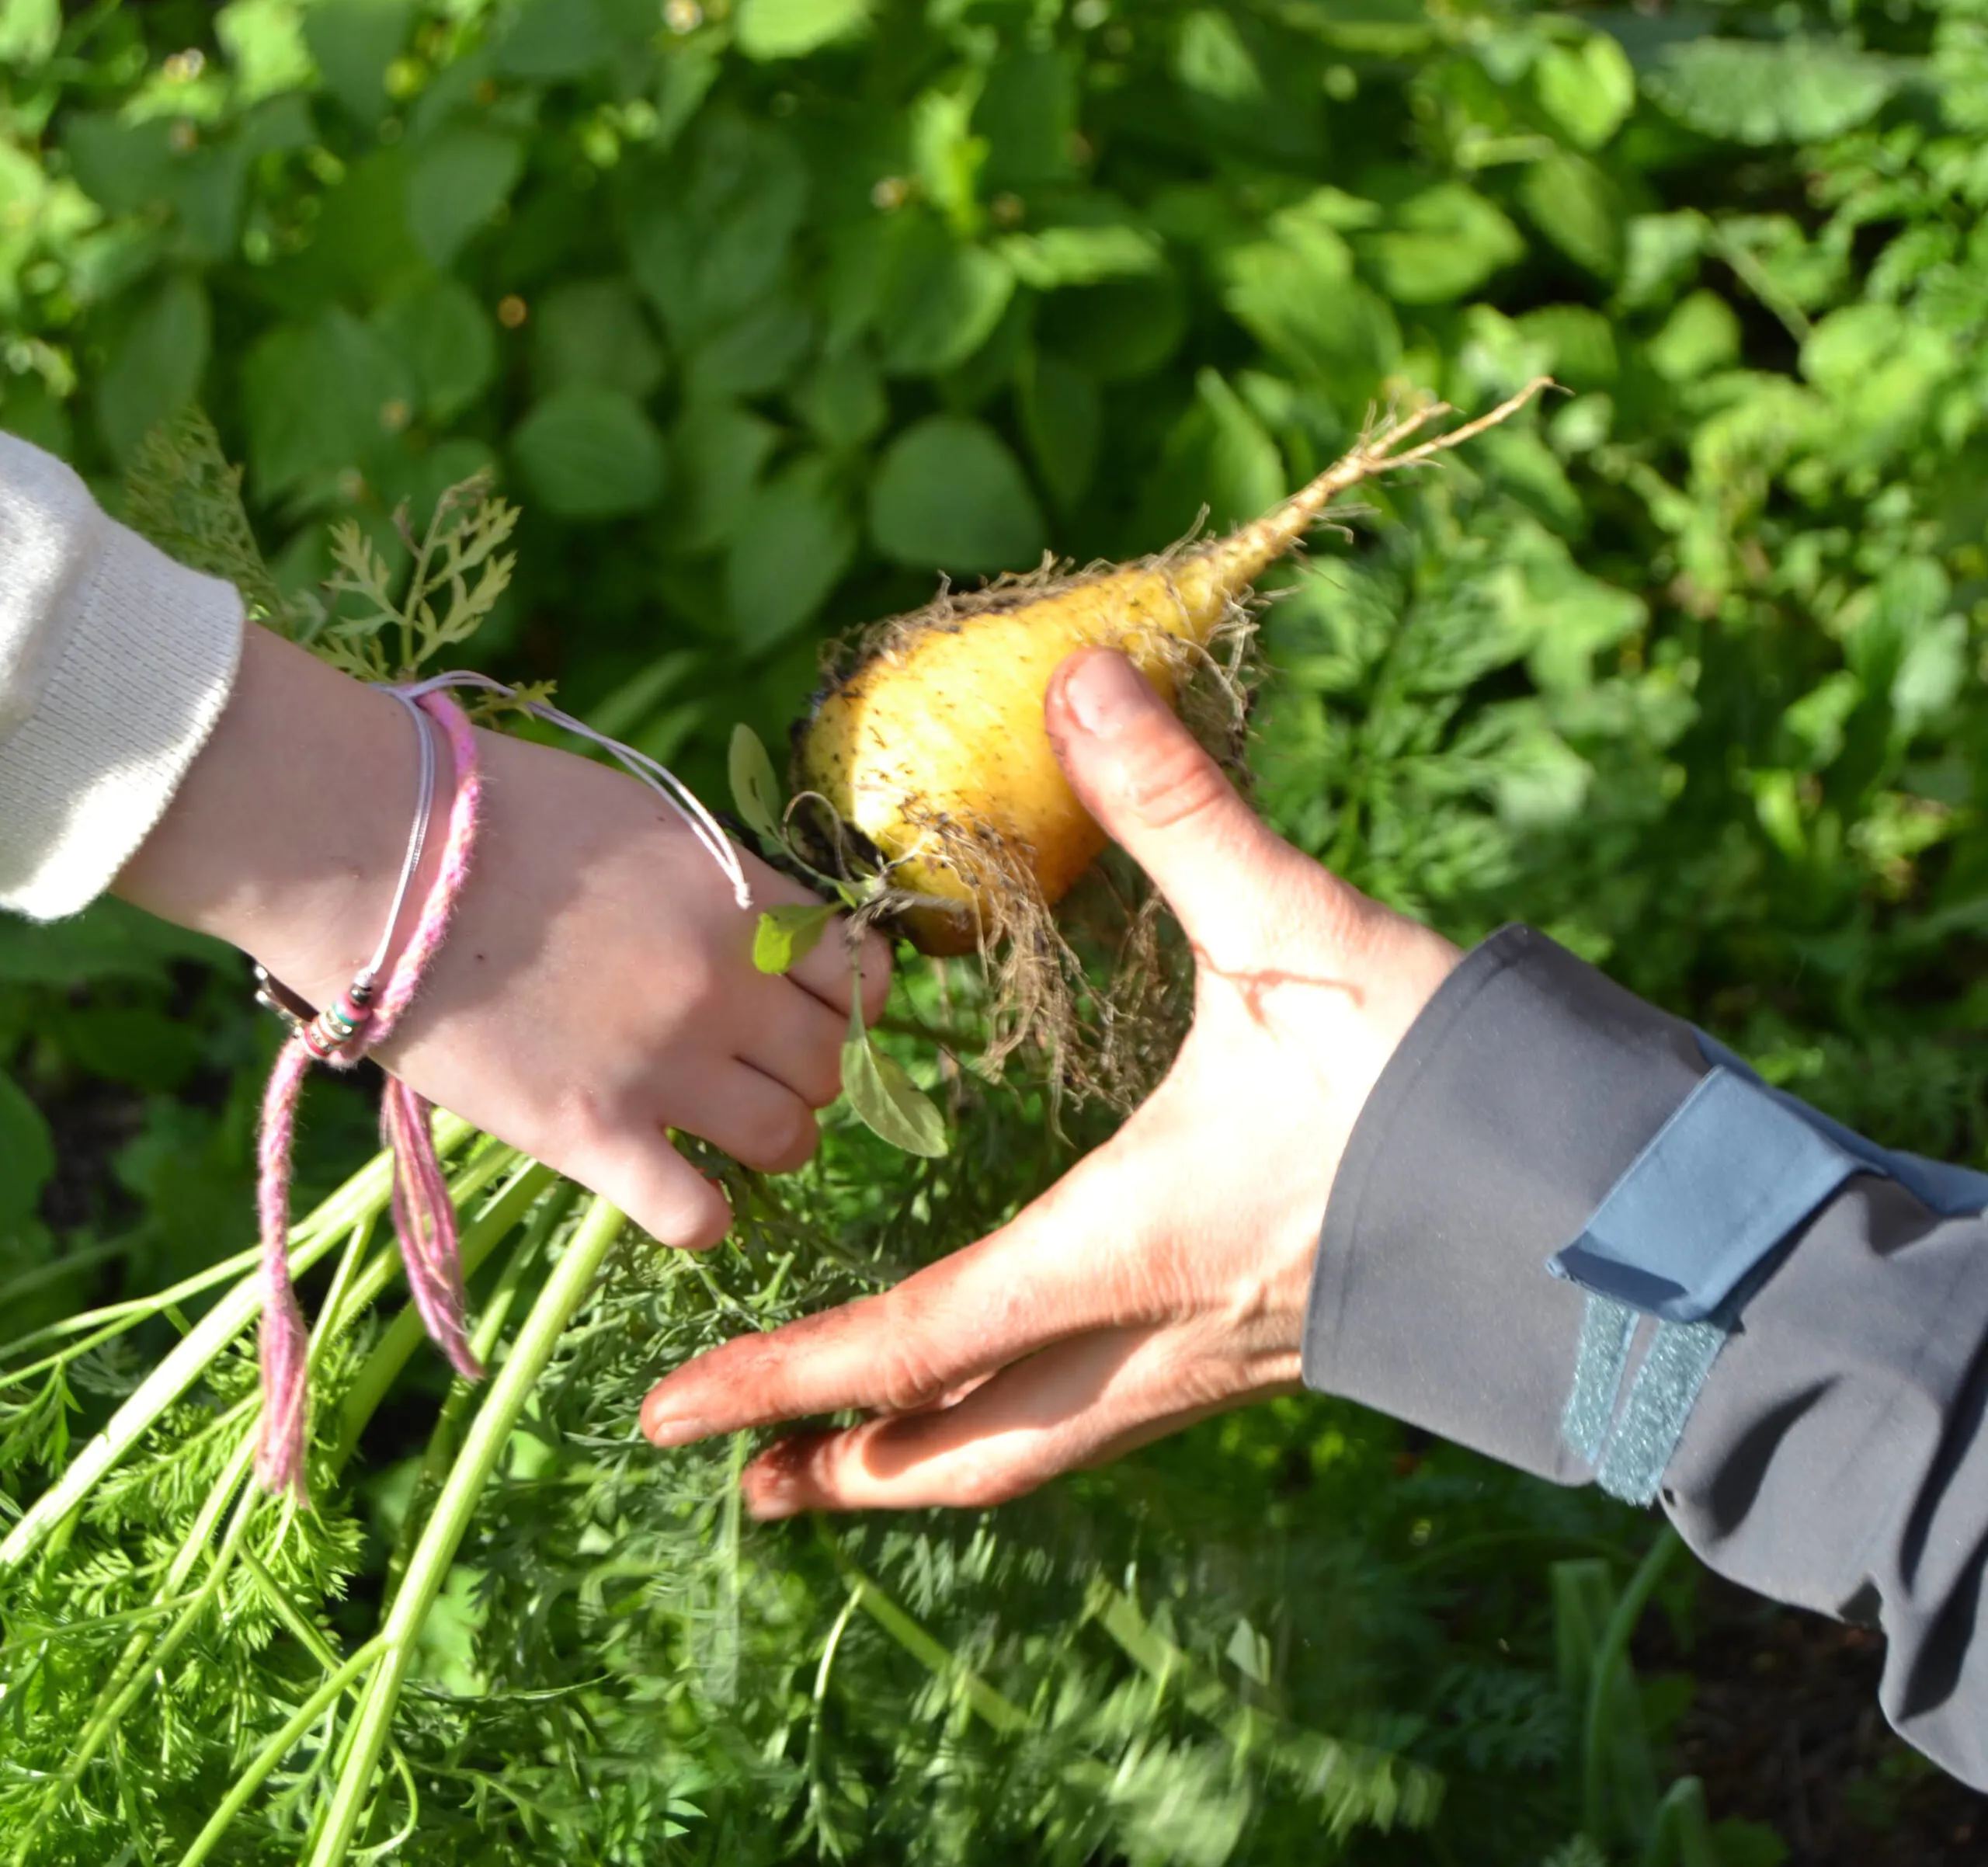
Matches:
[0,511,243,920]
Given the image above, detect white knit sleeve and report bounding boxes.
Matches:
[0,431,244,921]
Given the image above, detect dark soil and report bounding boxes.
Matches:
[1657,1571,1986,1865]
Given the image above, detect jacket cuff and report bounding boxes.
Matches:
[1302,925,1709,1480]
[0,448,242,921]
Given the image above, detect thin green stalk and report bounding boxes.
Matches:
[323,1143,527,1344]
[174,1638,385,1867]
[238,1546,346,1675]
[1582,1525,1685,1844]
[383,1180,571,1596]
[329,1156,551,1476]
[814,1523,1029,1736]
[0,1591,197,1661]
[0,1118,474,1369]
[19,1451,263,1865]
[0,1233,143,1316]
[2,1128,500,1575]
[305,1194,631,1867]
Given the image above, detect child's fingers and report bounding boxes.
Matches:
[786,918,892,1022]
[740,989,846,1109]
[575,1134,733,1250]
[686,1062,820,1176]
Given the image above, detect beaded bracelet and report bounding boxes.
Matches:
[248,673,752,1503]
[252,688,438,1057]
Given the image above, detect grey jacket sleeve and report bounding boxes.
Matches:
[1303,925,1988,1791]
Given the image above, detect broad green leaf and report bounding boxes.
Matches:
[1139,367,1284,543]
[753,903,837,974]
[1489,711,1592,832]
[791,347,887,451]
[511,384,666,519]
[728,723,784,842]
[999,224,1163,291]
[0,899,231,989]
[1223,212,1399,392]
[668,401,780,555]
[62,113,176,217]
[407,124,524,266]
[1475,426,1583,537]
[626,113,808,343]
[655,40,720,148]
[0,1070,54,1232]
[1646,290,1740,384]
[495,0,612,78]
[1618,211,1707,310]
[242,309,412,499]
[97,273,210,462]
[1019,348,1102,509]
[1520,151,1622,279]
[876,220,1014,377]
[869,415,1046,573]
[1037,272,1187,381]
[1515,305,1618,389]
[909,83,986,237]
[1646,38,1897,146]
[735,0,874,61]
[374,276,496,422]
[0,0,59,66]
[1534,35,1636,150]
[975,47,1078,189]
[1175,9,1262,105]
[1173,5,1322,162]
[302,0,412,120]
[56,1007,203,1093]
[842,1007,947,1157]
[727,457,857,653]
[217,0,318,103]
[1360,184,1523,306]
[273,146,426,306]
[533,279,666,401]
[687,293,815,398]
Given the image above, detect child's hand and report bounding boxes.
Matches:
[116,627,890,1247]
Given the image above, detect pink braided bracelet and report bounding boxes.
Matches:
[248,670,755,1504]
[253,690,482,1504]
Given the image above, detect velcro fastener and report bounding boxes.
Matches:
[1548,1065,1860,1325]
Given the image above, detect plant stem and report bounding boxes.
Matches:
[1582,1525,1685,1844]
[304,1193,629,1867]
[328,1156,551,1476]
[0,1117,474,1368]
[814,1523,1029,1736]
[174,1638,385,1867]
[0,1121,478,1575]
[382,1180,572,1597]
[22,1446,263,1864]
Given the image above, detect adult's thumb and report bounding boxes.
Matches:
[1045,647,1284,947]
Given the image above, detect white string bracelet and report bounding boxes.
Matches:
[390,669,754,911]
[252,692,442,1057]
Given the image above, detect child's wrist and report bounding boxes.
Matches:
[114,627,452,1008]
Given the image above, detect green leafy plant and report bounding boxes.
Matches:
[8,0,1988,1858]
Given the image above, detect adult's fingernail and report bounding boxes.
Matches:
[642,1410,711,1448]
[742,1469,804,1521]
[1059,650,1150,739]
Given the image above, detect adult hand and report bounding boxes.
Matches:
[640,645,1459,1511]
[116,626,891,1250]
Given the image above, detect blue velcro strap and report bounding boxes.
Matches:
[1594,1319,1728,1507]
[1548,1065,1862,1325]
[1556,1039,1988,1504]
[1562,1294,1636,1465]
[1693,1033,1988,1219]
